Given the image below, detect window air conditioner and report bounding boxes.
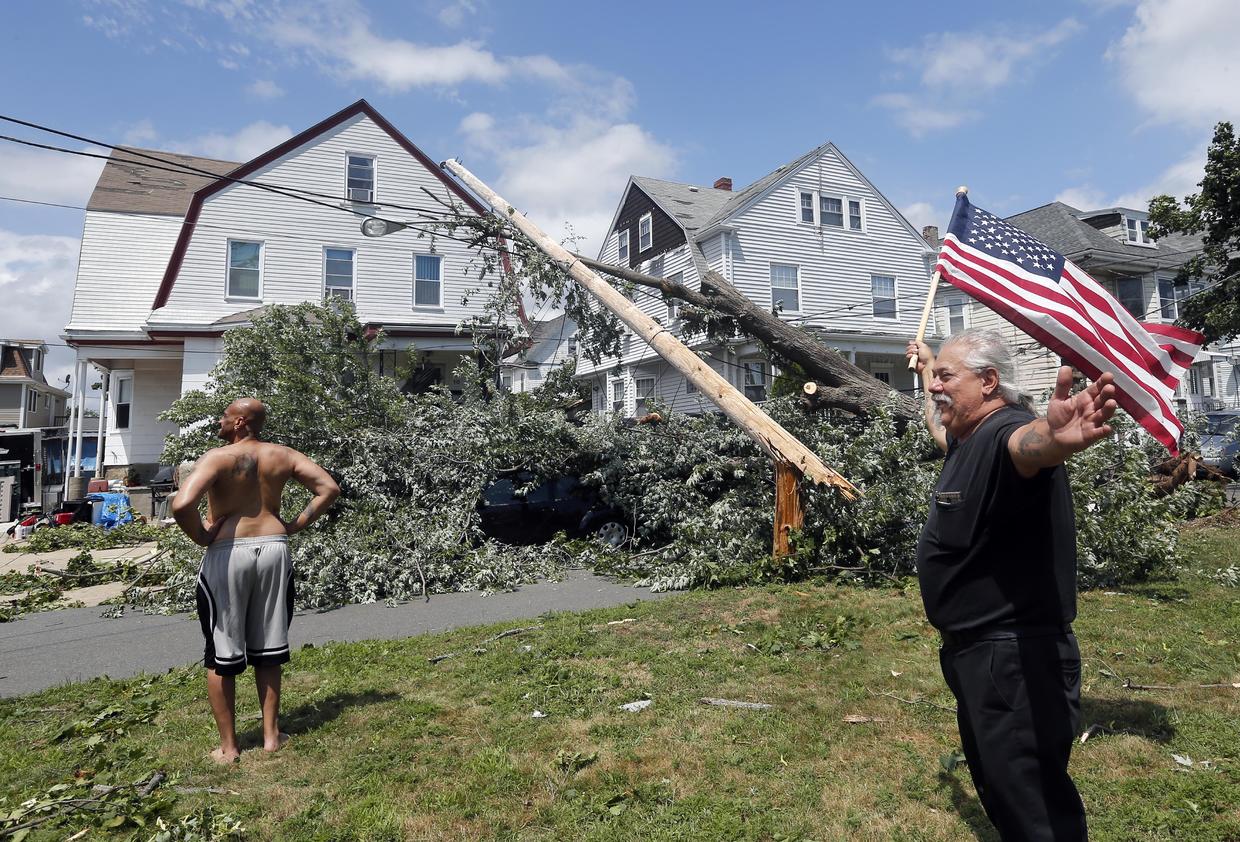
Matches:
[349,187,373,203]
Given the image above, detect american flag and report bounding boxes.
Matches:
[935,193,1205,455]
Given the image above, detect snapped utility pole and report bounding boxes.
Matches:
[442,159,859,551]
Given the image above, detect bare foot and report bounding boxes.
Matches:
[263,732,290,752]
[210,747,241,765]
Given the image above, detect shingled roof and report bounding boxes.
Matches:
[630,176,732,234]
[1006,201,1201,267]
[86,146,240,217]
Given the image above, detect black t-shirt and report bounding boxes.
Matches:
[916,405,1077,632]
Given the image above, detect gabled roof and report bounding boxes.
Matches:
[152,99,487,311]
[619,141,930,252]
[630,176,732,234]
[87,147,239,216]
[1006,201,1202,268]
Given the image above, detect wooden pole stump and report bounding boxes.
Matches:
[773,460,805,560]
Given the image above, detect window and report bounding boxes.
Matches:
[611,380,625,413]
[114,376,132,430]
[848,199,863,231]
[1158,278,1177,320]
[1116,277,1144,317]
[742,360,767,402]
[32,349,41,372]
[227,240,262,299]
[501,373,513,391]
[617,229,630,263]
[819,195,844,228]
[414,254,442,307]
[26,389,38,412]
[1125,216,1155,245]
[665,271,684,322]
[871,275,897,319]
[800,191,815,223]
[873,370,891,384]
[346,154,375,203]
[635,377,656,414]
[638,212,653,251]
[324,248,355,301]
[529,367,543,381]
[945,294,967,333]
[770,263,800,312]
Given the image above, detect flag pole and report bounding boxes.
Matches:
[908,186,967,370]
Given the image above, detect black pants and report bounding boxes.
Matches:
[939,633,1087,841]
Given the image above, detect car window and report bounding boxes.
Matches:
[1205,415,1238,437]
[525,480,556,504]
[483,479,515,505]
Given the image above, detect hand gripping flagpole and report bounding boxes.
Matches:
[908,186,968,370]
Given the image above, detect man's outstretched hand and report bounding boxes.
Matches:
[1045,366,1118,451]
[1009,367,1118,477]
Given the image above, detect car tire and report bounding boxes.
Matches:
[593,519,628,549]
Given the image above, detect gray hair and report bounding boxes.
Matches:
[941,328,1036,413]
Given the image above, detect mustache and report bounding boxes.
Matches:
[932,394,953,407]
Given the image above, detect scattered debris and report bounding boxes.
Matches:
[866,687,956,714]
[1079,724,1105,744]
[429,624,544,663]
[531,710,547,719]
[618,699,652,713]
[606,618,637,626]
[890,670,903,677]
[842,714,888,724]
[699,697,772,710]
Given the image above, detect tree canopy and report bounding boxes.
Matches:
[1148,121,1240,343]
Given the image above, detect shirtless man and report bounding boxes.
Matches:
[172,397,339,763]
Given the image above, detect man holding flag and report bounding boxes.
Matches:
[906,193,1204,840]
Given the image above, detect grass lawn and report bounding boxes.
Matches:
[3,519,1239,841]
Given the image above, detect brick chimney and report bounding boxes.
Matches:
[921,225,940,247]
[713,177,733,191]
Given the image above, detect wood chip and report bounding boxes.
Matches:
[699,697,772,710]
[842,714,888,724]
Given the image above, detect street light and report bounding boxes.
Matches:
[361,217,409,237]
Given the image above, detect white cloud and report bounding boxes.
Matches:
[246,78,285,99]
[437,0,478,28]
[900,201,950,234]
[874,18,1082,137]
[0,229,82,385]
[459,112,676,250]
[1107,0,1240,126]
[870,94,976,138]
[169,121,294,162]
[1055,141,1206,212]
[0,145,105,207]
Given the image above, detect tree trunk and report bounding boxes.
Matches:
[576,256,921,422]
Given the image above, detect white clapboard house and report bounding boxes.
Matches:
[63,100,503,481]
[929,202,1239,410]
[573,143,937,416]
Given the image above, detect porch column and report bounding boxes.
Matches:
[71,361,86,478]
[18,383,28,430]
[94,370,107,478]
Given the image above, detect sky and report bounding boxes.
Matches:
[1,0,1238,387]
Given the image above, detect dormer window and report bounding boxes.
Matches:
[638,212,653,251]
[347,154,375,203]
[1126,216,1154,246]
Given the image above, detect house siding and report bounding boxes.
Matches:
[0,383,21,426]
[103,360,181,467]
[181,336,222,395]
[68,212,183,332]
[728,149,931,336]
[611,186,686,269]
[151,113,492,332]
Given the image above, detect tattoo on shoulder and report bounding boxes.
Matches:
[1017,427,1048,457]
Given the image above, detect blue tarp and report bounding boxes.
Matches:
[86,492,132,529]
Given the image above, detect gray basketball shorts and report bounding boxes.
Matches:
[195,536,294,676]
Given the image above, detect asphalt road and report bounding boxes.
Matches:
[0,571,671,698]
